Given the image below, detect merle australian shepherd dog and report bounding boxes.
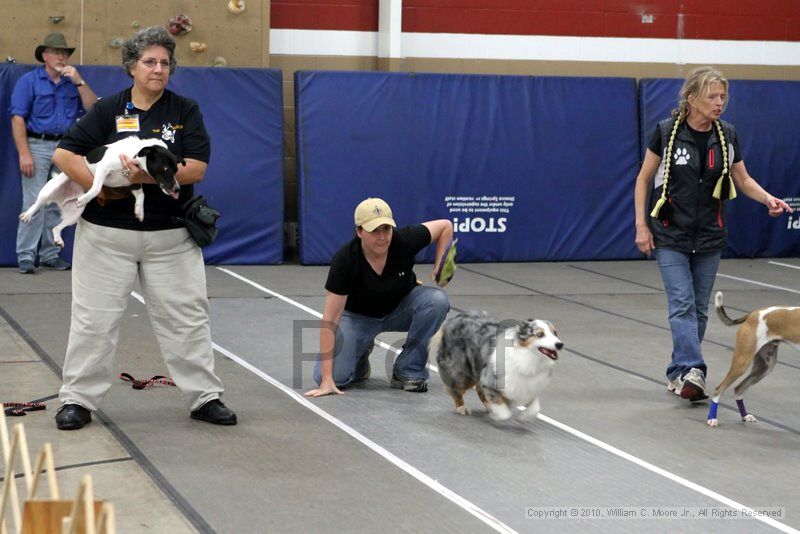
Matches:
[430,310,563,422]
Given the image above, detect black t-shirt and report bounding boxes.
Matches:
[58,88,211,231]
[647,122,742,165]
[325,225,432,318]
[687,125,712,170]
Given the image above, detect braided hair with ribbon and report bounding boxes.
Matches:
[650,67,736,224]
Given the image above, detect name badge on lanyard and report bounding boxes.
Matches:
[116,114,140,133]
[116,102,139,133]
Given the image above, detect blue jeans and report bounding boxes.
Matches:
[17,138,61,265]
[654,248,721,381]
[313,285,450,387]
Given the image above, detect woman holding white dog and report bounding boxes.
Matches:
[51,26,236,429]
[634,66,792,402]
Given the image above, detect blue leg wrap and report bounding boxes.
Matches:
[707,401,718,420]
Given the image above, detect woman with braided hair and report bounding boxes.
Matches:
[633,66,792,402]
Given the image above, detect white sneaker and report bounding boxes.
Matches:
[680,368,707,401]
[667,376,683,396]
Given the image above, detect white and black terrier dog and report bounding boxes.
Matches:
[430,310,563,422]
[19,136,184,247]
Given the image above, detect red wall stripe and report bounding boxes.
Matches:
[272,2,378,31]
[271,1,800,42]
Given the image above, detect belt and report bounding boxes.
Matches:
[27,130,63,141]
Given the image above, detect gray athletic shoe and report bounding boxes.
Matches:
[680,368,707,401]
[667,375,683,396]
[390,372,428,393]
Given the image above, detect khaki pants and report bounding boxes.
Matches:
[59,219,224,412]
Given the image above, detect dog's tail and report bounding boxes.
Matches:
[715,291,748,326]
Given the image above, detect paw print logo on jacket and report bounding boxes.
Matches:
[674,147,690,165]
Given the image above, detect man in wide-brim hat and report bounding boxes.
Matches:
[9,32,97,274]
[34,32,76,62]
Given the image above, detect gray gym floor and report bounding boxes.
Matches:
[2,258,799,533]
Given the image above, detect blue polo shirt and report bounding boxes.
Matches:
[8,66,85,135]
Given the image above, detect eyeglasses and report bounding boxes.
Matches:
[139,58,171,70]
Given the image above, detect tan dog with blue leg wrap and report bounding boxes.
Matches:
[707,291,800,427]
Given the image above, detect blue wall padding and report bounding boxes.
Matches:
[640,78,800,258]
[0,64,284,265]
[295,70,642,265]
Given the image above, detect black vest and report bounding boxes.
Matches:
[648,117,736,253]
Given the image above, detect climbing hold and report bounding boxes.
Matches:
[109,37,123,49]
[132,20,140,29]
[49,15,65,24]
[167,14,192,36]
[228,0,245,15]
[211,56,227,67]
[190,42,207,53]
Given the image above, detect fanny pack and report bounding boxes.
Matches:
[180,195,220,247]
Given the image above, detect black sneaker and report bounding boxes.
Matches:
[18,260,35,274]
[390,372,428,393]
[190,399,237,425]
[353,340,374,383]
[55,404,92,430]
[40,257,71,271]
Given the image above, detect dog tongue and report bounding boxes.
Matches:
[539,347,558,360]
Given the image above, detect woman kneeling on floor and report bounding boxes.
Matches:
[305,197,452,397]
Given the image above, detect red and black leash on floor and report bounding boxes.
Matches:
[3,393,57,416]
[3,401,46,417]
[3,375,176,416]
[119,372,176,390]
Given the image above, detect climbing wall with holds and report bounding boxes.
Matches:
[1,0,271,67]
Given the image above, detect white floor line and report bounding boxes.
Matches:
[217,268,440,371]
[210,342,514,534]
[210,268,797,534]
[716,273,800,295]
[130,284,514,534]
[768,260,800,271]
[218,268,324,319]
[538,415,796,533]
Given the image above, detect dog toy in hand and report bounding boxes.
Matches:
[434,238,458,287]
